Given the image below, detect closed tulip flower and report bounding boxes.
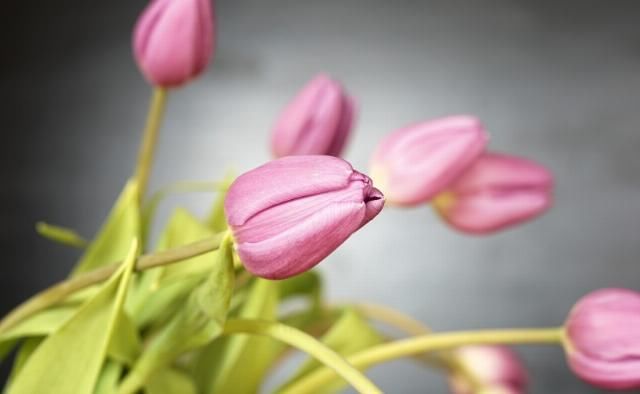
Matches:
[370,115,488,206]
[564,288,640,390]
[450,346,528,394]
[224,156,384,279]
[133,0,214,87]
[433,152,553,234]
[271,75,355,158]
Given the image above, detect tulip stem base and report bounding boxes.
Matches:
[282,327,564,394]
[135,87,168,202]
[223,319,382,394]
[0,233,226,335]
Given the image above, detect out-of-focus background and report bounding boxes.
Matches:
[2,0,639,392]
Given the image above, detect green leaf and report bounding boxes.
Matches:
[0,306,76,344]
[278,308,384,394]
[36,222,87,248]
[118,237,235,393]
[129,208,217,328]
[192,278,281,394]
[145,368,197,394]
[7,240,139,394]
[72,180,140,276]
[141,181,220,245]
[94,360,122,394]
[6,337,43,385]
[108,312,141,366]
[204,173,234,232]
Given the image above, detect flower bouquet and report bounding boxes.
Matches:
[1,0,638,393]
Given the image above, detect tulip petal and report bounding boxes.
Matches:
[237,201,365,279]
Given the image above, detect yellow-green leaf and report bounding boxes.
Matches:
[145,368,197,394]
[36,222,87,248]
[6,337,43,385]
[7,240,139,394]
[117,237,234,393]
[192,278,281,394]
[129,208,216,328]
[204,173,234,232]
[108,311,141,366]
[94,360,122,394]
[72,180,140,276]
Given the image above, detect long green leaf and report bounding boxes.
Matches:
[192,278,280,394]
[117,237,234,393]
[94,360,123,394]
[72,181,140,276]
[7,240,139,394]
[145,368,197,394]
[129,208,216,328]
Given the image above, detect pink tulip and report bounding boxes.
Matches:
[271,74,355,158]
[370,115,488,206]
[449,346,528,394]
[433,152,553,234]
[133,0,214,87]
[565,288,640,390]
[224,156,384,279]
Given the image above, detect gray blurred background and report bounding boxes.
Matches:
[2,0,639,392]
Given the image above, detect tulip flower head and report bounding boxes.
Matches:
[370,115,488,206]
[271,74,355,158]
[433,152,553,234]
[224,155,384,279]
[564,288,640,390]
[449,346,528,394]
[133,0,214,87]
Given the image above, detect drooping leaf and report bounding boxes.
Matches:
[94,360,123,394]
[192,278,281,394]
[118,237,234,393]
[35,222,87,248]
[7,240,139,394]
[72,181,140,276]
[0,306,76,344]
[277,308,384,394]
[145,368,197,394]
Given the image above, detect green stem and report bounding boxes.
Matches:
[0,233,225,334]
[134,88,168,202]
[353,303,484,391]
[281,327,564,394]
[223,319,382,394]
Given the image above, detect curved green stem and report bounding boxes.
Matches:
[0,233,225,334]
[135,88,168,202]
[281,327,564,394]
[223,319,382,394]
[354,303,484,391]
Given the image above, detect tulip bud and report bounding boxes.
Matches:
[271,75,355,158]
[370,116,488,206]
[224,155,384,279]
[449,346,528,394]
[564,288,640,390]
[133,0,214,87]
[433,152,553,234]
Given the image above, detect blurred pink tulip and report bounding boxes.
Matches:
[565,288,640,390]
[449,346,528,394]
[271,74,355,157]
[370,115,488,206]
[433,152,553,234]
[133,0,214,87]
[224,155,384,279]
